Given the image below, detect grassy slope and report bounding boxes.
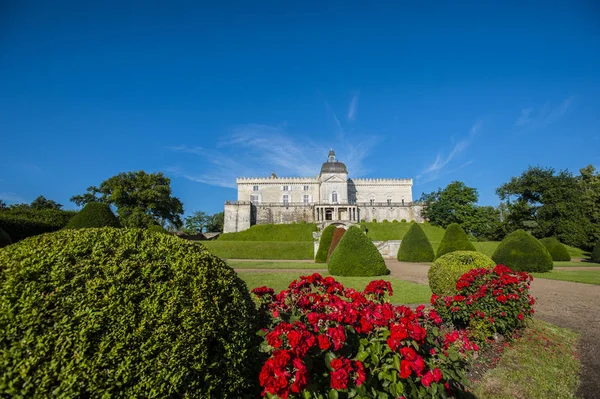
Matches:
[218,223,317,241]
[362,222,446,243]
[532,269,600,285]
[554,261,600,267]
[227,260,326,269]
[201,241,313,259]
[239,272,432,304]
[472,319,580,399]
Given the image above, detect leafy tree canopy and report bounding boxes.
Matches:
[184,211,210,233]
[71,171,184,228]
[30,195,63,210]
[420,181,478,228]
[206,211,224,232]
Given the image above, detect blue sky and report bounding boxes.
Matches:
[1,1,599,215]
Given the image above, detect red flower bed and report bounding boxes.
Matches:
[253,274,478,398]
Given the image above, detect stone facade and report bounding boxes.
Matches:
[223,150,424,233]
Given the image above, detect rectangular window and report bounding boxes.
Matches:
[250,195,259,204]
[304,185,309,191]
[387,199,392,205]
[283,185,289,191]
[402,199,405,205]
[253,185,259,191]
[303,195,309,204]
[283,195,289,205]
[370,199,374,206]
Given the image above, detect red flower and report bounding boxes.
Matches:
[318,334,331,351]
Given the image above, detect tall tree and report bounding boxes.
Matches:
[206,212,225,232]
[71,171,184,228]
[420,181,478,228]
[184,211,210,233]
[30,195,63,210]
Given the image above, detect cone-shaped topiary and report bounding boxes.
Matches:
[0,227,11,248]
[0,228,260,397]
[65,202,120,229]
[592,240,600,263]
[492,229,553,272]
[435,223,476,259]
[328,226,388,276]
[315,224,336,263]
[397,223,435,262]
[428,251,496,296]
[327,228,346,261]
[539,237,571,261]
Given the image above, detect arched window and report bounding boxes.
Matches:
[332,191,338,203]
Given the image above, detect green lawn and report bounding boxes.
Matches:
[532,269,600,285]
[218,223,317,241]
[201,241,313,259]
[554,261,600,267]
[228,260,326,269]
[472,319,580,399]
[239,272,432,304]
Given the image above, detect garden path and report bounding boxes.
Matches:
[385,260,600,399]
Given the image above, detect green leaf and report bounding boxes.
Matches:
[329,389,339,399]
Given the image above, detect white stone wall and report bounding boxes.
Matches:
[319,173,349,204]
[351,178,413,204]
[237,177,319,204]
[223,202,251,233]
[255,205,314,225]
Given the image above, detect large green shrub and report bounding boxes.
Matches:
[65,202,120,229]
[0,228,260,398]
[327,227,346,261]
[328,226,388,276]
[315,225,336,263]
[435,223,476,259]
[591,240,600,263]
[397,223,435,262]
[428,251,496,296]
[539,237,571,261]
[492,229,554,272]
[0,227,11,248]
[0,208,76,242]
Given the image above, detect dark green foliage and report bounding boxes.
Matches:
[435,223,476,259]
[328,226,388,276]
[397,223,435,262]
[327,228,346,261]
[315,225,336,263]
[0,228,260,397]
[148,224,168,234]
[591,240,600,263]
[492,229,553,272]
[219,223,318,241]
[65,202,120,229]
[539,237,571,261]
[420,181,478,228]
[428,251,495,296]
[0,208,76,242]
[0,227,11,248]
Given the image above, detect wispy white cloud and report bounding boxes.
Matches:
[515,96,574,127]
[0,192,25,203]
[347,92,359,121]
[416,121,482,185]
[167,123,379,188]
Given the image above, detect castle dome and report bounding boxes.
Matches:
[320,149,348,175]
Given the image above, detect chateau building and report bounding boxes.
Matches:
[223,150,423,233]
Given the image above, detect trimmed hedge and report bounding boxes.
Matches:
[315,225,336,263]
[65,202,120,229]
[428,251,496,296]
[397,223,435,262]
[328,226,388,276]
[435,223,476,259]
[218,223,317,241]
[592,240,600,263]
[0,209,76,242]
[492,229,553,272]
[539,237,571,261]
[0,228,260,397]
[327,228,346,261]
[0,227,11,248]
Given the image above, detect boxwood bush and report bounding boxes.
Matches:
[328,226,388,276]
[0,227,11,248]
[65,202,120,229]
[428,251,496,296]
[314,224,335,263]
[435,223,476,259]
[592,240,600,263]
[0,208,76,242]
[327,227,346,261]
[0,228,260,398]
[397,222,435,262]
[492,229,553,272]
[539,237,571,261]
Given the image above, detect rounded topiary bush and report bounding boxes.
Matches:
[539,237,571,261]
[65,202,120,229]
[0,227,11,248]
[328,226,388,276]
[397,222,435,262]
[492,229,554,272]
[428,251,496,296]
[315,224,336,263]
[0,228,260,397]
[327,227,346,261]
[435,223,476,259]
[591,240,600,263]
